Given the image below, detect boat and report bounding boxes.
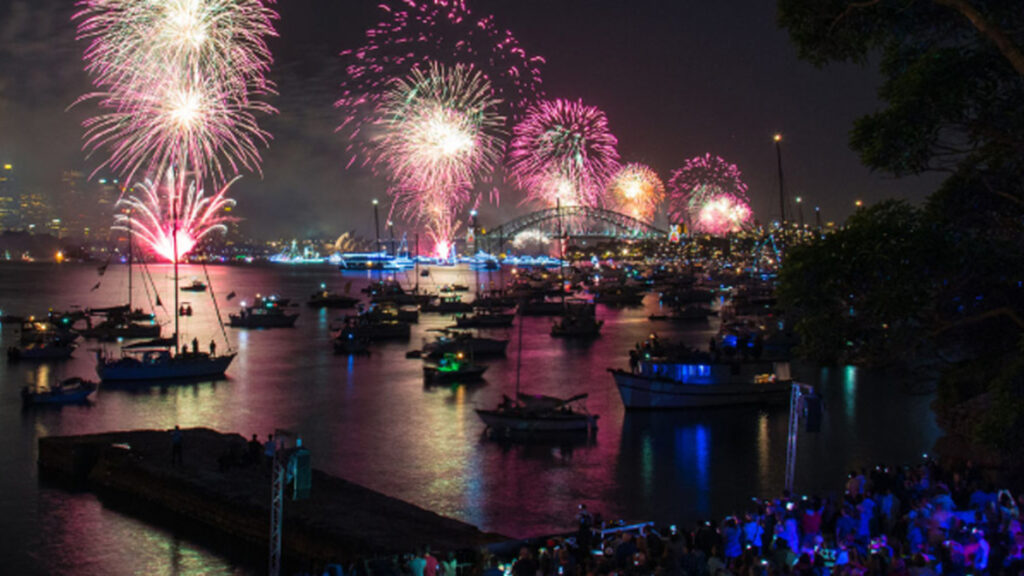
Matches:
[334,312,411,344]
[95,215,235,383]
[422,352,488,384]
[649,304,717,323]
[439,284,470,293]
[609,356,793,409]
[180,278,207,292]
[365,281,434,306]
[229,295,299,328]
[78,315,162,340]
[454,308,515,328]
[334,330,371,354]
[551,299,603,338]
[422,329,508,358]
[592,286,646,306]
[22,377,98,405]
[96,342,236,382]
[337,251,413,271]
[307,285,360,309]
[422,294,473,314]
[8,338,77,361]
[475,393,599,434]
[518,296,565,316]
[17,318,79,345]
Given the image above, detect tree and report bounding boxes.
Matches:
[778,0,1024,179]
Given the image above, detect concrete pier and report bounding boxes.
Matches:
[39,428,501,567]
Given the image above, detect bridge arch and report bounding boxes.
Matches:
[488,205,667,247]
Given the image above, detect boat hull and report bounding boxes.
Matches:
[97,354,236,382]
[610,369,791,409]
[228,314,298,328]
[475,410,598,433]
[423,365,487,383]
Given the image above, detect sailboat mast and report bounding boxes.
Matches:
[173,180,180,348]
[127,210,133,312]
[414,233,420,293]
[515,298,523,397]
[557,199,565,305]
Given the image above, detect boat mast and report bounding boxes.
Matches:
[414,233,420,293]
[127,210,133,312]
[557,199,565,306]
[515,295,523,397]
[173,177,180,350]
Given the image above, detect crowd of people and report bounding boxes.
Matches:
[311,458,1023,576]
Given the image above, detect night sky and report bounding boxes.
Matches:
[0,0,941,240]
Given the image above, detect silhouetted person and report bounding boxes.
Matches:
[209,340,216,356]
[171,426,183,466]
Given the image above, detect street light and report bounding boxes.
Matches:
[854,199,863,208]
[795,196,804,228]
[773,133,785,224]
[371,198,380,252]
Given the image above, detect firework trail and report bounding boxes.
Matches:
[668,154,751,233]
[114,169,238,262]
[606,163,664,222]
[75,0,278,184]
[336,0,543,169]
[375,62,506,255]
[507,99,620,208]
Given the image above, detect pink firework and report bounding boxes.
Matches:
[337,0,543,169]
[114,169,237,262]
[607,163,664,222]
[507,99,620,207]
[668,154,750,226]
[693,193,753,235]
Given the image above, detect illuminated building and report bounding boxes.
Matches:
[0,164,16,230]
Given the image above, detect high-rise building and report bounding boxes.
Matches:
[18,192,54,233]
[0,164,17,231]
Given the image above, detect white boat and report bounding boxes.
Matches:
[337,251,414,271]
[609,360,793,409]
[229,295,299,328]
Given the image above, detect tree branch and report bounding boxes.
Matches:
[933,0,1024,79]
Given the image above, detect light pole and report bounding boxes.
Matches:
[386,219,395,256]
[795,196,804,228]
[815,206,822,230]
[469,209,478,254]
[774,133,786,225]
[372,198,380,252]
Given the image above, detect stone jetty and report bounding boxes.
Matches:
[39,428,502,567]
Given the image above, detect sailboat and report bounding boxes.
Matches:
[96,203,235,382]
[80,217,161,341]
[475,294,598,435]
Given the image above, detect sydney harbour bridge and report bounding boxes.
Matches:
[476,205,668,252]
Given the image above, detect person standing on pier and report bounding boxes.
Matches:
[171,426,183,466]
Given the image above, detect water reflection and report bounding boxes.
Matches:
[0,263,942,572]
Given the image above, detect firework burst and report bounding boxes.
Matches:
[507,99,620,207]
[607,163,664,222]
[668,154,751,233]
[114,169,238,262]
[336,0,543,168]
[75,0,279,183]
[693,193,753,235]
[375,62,505,255]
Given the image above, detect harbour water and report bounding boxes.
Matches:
[0,262,941,575]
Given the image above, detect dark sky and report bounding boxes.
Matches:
[0,0,941,241]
